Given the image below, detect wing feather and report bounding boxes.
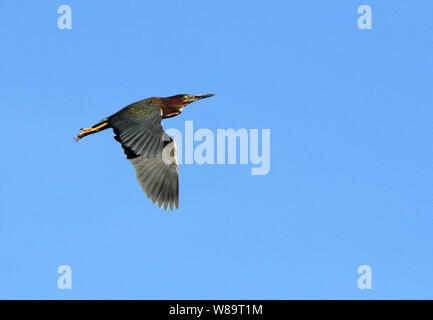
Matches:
[108,100,164,158]
[127,139,179,210]
[108,100,179,210]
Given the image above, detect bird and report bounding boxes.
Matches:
[75,94,215,210]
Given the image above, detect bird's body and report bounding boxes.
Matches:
[76,94,214,210]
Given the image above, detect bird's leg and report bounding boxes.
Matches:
[75,122,109,141]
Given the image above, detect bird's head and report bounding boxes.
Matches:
[168,93,215,107]
[160,93,215,118]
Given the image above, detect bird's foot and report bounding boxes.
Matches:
[75,128,94,141]
[75,121,109,141]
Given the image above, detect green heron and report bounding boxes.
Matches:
[75,93,215,210]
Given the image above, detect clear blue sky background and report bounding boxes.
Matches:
[0,1,432,299]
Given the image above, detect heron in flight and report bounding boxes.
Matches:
[75,94,215,210]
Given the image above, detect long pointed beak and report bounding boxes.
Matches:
[192,94,215,101]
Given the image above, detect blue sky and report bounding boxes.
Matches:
[0,1,432,299]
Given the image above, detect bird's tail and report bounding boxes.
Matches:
[75,118,110,141]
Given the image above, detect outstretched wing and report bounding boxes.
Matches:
[106,100,179,210]
[130,137,179,210]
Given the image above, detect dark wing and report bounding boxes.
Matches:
[130,135,179,210]
[109,101,179,210]
[108,101,164,159]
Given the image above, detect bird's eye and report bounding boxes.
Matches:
[184,95,189,100]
